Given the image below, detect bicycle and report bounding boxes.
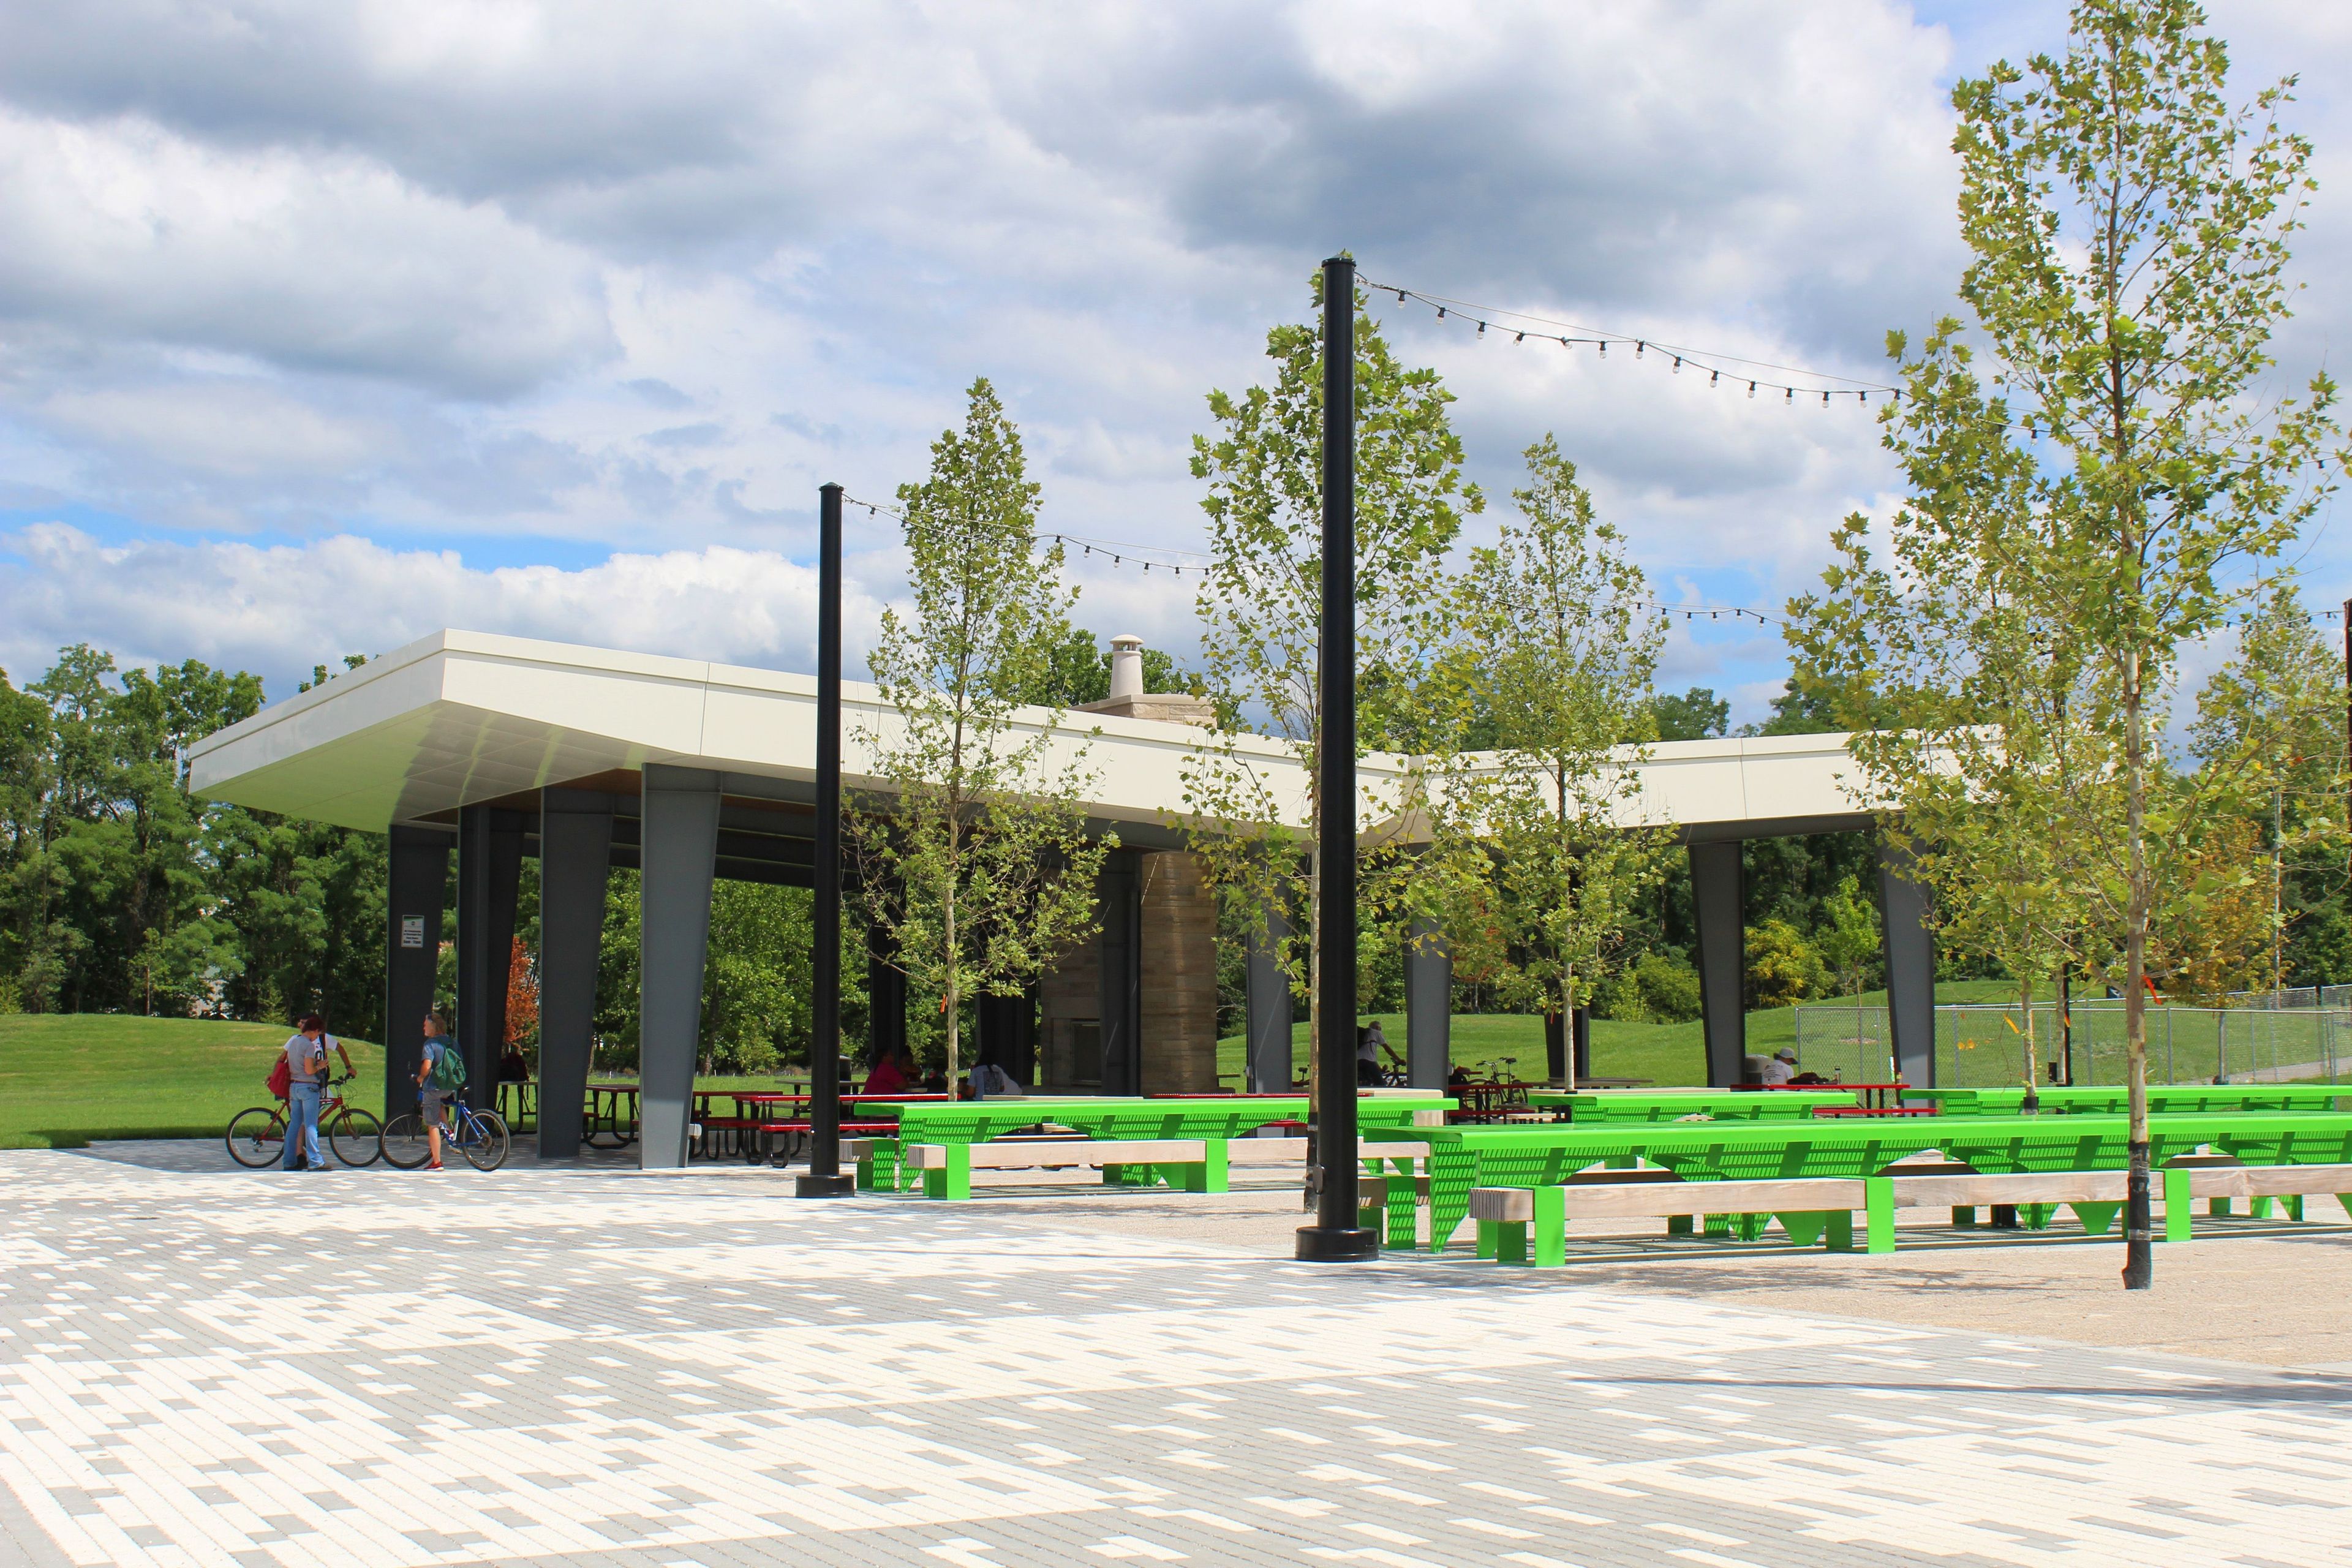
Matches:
[225,1074,383,1169]
[380,1093,510,1172]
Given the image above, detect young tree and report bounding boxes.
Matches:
[1423,438,1670,1089]
[1181,274,1480,1075]
[1792,0,2338,1289]
[852,378,1112,1087]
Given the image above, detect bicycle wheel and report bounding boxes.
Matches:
[460,1110,510,1172]
[379,1112,432,1170]
[225,1106,287,1168]
[328,1107,383,1168]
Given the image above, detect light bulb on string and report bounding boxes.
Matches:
[1598,342,1608,357]
[1672,356,1682,373]
[1635,341,1645,359]
[1710,370,1719,387]
[1747,382,1757,398]
[1476,320,1486,336]
[1822,391,1830,407]
[1784,387,1793,404]
[1436,307,1446,320]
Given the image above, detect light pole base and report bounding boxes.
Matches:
[796,1172,856,1199]
[1295,1225,1379,1262]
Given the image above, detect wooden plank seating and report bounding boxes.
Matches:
[1912,1084,2350,1116]
[1472,1178,1863,1265]
[858,1094,1452,1193]
[1468,1161,2352,1265]
[903,1137,1225,1199]
[1363,1112,2352,1253]
[1521,1089,1856,1122]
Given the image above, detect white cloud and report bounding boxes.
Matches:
[0,106,613,395]
[0,524,889,696]
[0,0,2343,728]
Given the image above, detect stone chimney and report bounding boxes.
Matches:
[1074,634,1216,727]
[1107,633,1145,701]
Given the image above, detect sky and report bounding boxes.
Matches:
[2,1,2348,724]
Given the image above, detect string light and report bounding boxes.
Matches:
[1364,277,1898,406]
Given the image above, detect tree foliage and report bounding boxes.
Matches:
[1422,437,1672,1086]
[851,377,1110,1084]
[1180,275,1480,1063]
[1790,0,2337,1283]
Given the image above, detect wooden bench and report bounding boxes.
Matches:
[1466,1161,2352,1264]
[1471,1178,1863,1265]
[902,1137,1226,1199]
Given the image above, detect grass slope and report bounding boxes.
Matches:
[1213,981,2038,1088]
[0,1014,384,1149]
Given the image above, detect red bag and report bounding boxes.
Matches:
[266,1057,292,1101]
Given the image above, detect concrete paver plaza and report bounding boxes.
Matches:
[4,1144,2351,1567]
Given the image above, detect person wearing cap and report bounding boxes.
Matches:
[1759,1047,1800,1087]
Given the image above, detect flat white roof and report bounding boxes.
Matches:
[187,629,1879,842]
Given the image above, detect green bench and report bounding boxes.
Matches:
[858,1094,1453,1197]
[1521,1088,1857,1121]
[1362,1112,2352,1253]
[1468,1161,2352,1264]
[1911,1085,2350,1115]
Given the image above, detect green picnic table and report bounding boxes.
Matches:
[859,1093,1455,1195]
[1521,1088,1857,1121]
[1360,1111,2352,1253]
[1911,1085,2350,1115]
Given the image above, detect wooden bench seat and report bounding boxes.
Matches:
[1466,1162,2352,1265]
[1471,1178,1863,1265]
[902,1137,1224,1199]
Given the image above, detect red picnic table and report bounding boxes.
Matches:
[701,1090,952,1164]
[1762,1080,1913,1111]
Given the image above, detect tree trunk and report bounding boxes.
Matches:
[2122,646,2154,1289]
[1561,963,1578,1093]
[943,888,960,1090]
[2019,973,2040,1114]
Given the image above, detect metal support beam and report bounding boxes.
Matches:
[537,788,613,1159]
[1404,914,1450,1090]
[383,826,452,1126]
[456,805,524,1107]
[639,764,721,1169]
[1245,895,1294,1093]
[801,481,854,1196]
[1877,834,1936,1090]
[1691,840,1746,1088]
[1097,848,1143,1096]
[1300,251,1376,1261]
[867,908,905,1071]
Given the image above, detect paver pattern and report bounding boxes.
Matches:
[2,1142,2350,1567]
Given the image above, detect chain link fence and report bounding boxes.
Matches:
[1792,993,2352,1088]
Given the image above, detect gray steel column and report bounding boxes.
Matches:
[1877,834,1936,1089]
[456,805,524,1107]
[1691,840,1746,1088]
[536,788,614,1159]
[1097,847,1142,1096]
[1245,895,1293,1093]
[866,909,906,1069]
[1404,914,1450,1090]
[384,826,452,1123]
[639,765,721,1168]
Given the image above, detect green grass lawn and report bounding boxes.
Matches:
[1213,980,2046,1088]
[0,1014,385,1149]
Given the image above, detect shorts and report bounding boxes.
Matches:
[418,1089,450,1123]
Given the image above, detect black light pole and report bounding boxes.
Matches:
[798,482,855,1198]
[1297,255,1379,1263]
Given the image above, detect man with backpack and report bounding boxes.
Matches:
[416,1010,466,1172]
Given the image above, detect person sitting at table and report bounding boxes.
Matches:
[1759,1047,1800,1086]
[861,1046,910,1096]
